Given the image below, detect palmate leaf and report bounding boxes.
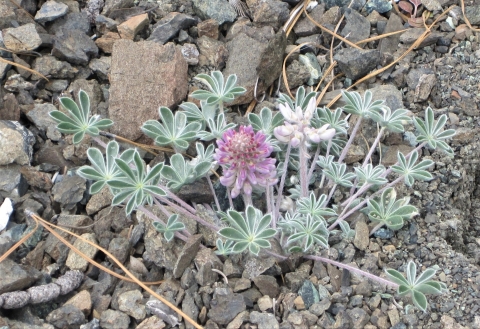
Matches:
[160,153,210,191]
[314,107,348,135]
[296,192,336,222]
[215,238,235,256]
[323,162,356,187]
[107,150,166,215]
[287,214,329,252]
[142,107,201,153]
[277,86,317,112]
[413,107,455,156]
[180,101,217,130]
[391,151,434,187]
[354,164,388,188]
[49,90,113,144]
[342,90,385,117]
[197,113,236,141]
[191,71,246,106]
[365,188,418,230]
[248,107,284,135]
[385,261,447,312]
[368,107,411,133]
[153,214,186,242]
[218,205,277,256]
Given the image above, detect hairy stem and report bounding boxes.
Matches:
[274,143,292,221]
[137,205,189,241]
[338,116,363,164]
[362,127,385,168]
[207,175,221,211]
[299,142,309,198]
[306,144,321,186]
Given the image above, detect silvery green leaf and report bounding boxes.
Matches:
[248,107,283,135]
[413,107,455,155]
[277,86,317,111]
[215,239,235,256]
[152,214,185,242]
[191,71,246,106]
[391,151,434,187]
[314,107,348,135]
[368,106,411,133]
[50,90,113,144]
[342,90,384,117]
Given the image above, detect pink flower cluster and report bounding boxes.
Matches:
[214,126,278,198]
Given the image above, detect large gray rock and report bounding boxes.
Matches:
[147,12,196,45]
[465,5,480,25]
[224,29,286,105]
[48,12,91,36]
[340,8,370,44]
[3,23,42,52]
[102,0,135,16]
[52,29,98,65]
[108,40,188,140]
[46,304,86,328]
[333,48,380,80]
[32,55,78,80]
[378,13,403,55]
[0,120,35,165]
[0,258,41,294]
[26,103,62,141]
[251,0,290,31]
[35,0,69,23]
[0,164,28,197]
[207,287,246,325]
[52,175,87,210]
[0,1,16,29]
[192,0,236,25]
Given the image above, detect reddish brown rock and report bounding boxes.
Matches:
[117,13,149,40]
[197,19,219,39]
[95,32,120,53]
[108,40,188,140]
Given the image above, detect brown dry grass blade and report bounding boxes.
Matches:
[0,57,49,81]
[460,0,480,32]
[22,212,203,329]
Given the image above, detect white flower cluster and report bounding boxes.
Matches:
[274,97,336,147]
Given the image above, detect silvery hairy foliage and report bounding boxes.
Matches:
[50,71,455,313]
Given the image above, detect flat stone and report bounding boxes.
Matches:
[414,74,436,102]
[198,18,219,39]
[136,316,166,329]
[400,28,441,48]
[52,175,87,210]
[378,13,403,55]
[251,0,290,31]
[118,290,146,320]
[147,12,196,45]
[102,0,135,16]
[100,309,130,329]
[35,1,69,23]
[465,5,480,25]
[26,103,62,141]
[96,14,118,34]
[117,13,149,40]
[333,48,380,80]
[19,166,53,191]
[88,56,111,81]
[341,8,370,44]
[250,311,280,329]
[197,36,228,69]
[252,275,280,297]
[192,0,236,25]
[95,31,121,53]
[32,55,77,80]
[207,287,246,325]
[48,12,91,36]
[0,258,41,294]
[294,3,325,36]
[66,233,99,271]
[52,29,98,65]
[65,290,92,316]
[46,304,86,328]
[107,236,130,265]
[298,280,320,309]
[173,234,203,278]
[108,40,188,140]
[0,120,34,165]
[354,220,369,251]
[3,23,42,52]
[0,1,16,29]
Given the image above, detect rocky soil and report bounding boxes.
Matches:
[0,0,479,328]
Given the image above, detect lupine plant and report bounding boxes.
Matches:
[50,71,455,313]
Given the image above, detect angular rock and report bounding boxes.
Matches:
[108,40,188,140]
[465,5,480,25]
[26,103,62,141]
[65,290,92,316]
[0,1,16,29]
[66,233,99,271]
[35,1,69,23]
[118,290,146,320]
[32,55,77,80]
[198,18,219,39]
[333,48,380,80]
[414,74,436,102]
[95,31,120,53]
[366,0,392,14]
[298,280,320,309]
[224,29,286,105]
[102,0,135,16]
[252,275,280,298]
[354,220,369,251]
[89,56,111,81]
[208,287,246,325]
[194,248,223,286]
[182,292,199,329]
[45,79,69,92]
[369,84,403,111]
[107,236,130,265]
[19,166,53,191]
[197,36,228,69]
[3,23,42,52]
[117,13,149,40]
[12,54,32,79]
[86,187,112,215]
[173,234,203,278]
[0,120,34,165]
[100,309,130,329]
[4,74,34,92]
[180,43,199,65]
[250,311,280,329]
[341,8,370,44]
[46,304,86,328]
[378,13,403,55]
[52,29,99,65]
[251,0,290,31]
[0,164,28,197]
[52,175,87,210]
[67,78,103,115]
[0,60,11,80]
[136,316,166,329]
[147,12,196,45]
[400,28,441,48]
[48,12,91,36]
[96,14,119,34]
[294,4,325,36]
[34,139,71,168]
[192,0,236,25]
[0,258,41,294]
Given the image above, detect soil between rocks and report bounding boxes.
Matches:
[0,0,479,329]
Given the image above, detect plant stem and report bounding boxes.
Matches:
[299,142,309,198]
[137,205,189,241]
[227,188,234,209]
[242,193,252,206]
[306,144,321,185]
[338,116,363,164]
[274,143,292,220]
[370,222,385,236]
[207,175,221,212]
[362,127,385,168]
[92,136,107,149]
[163,188,197,214]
